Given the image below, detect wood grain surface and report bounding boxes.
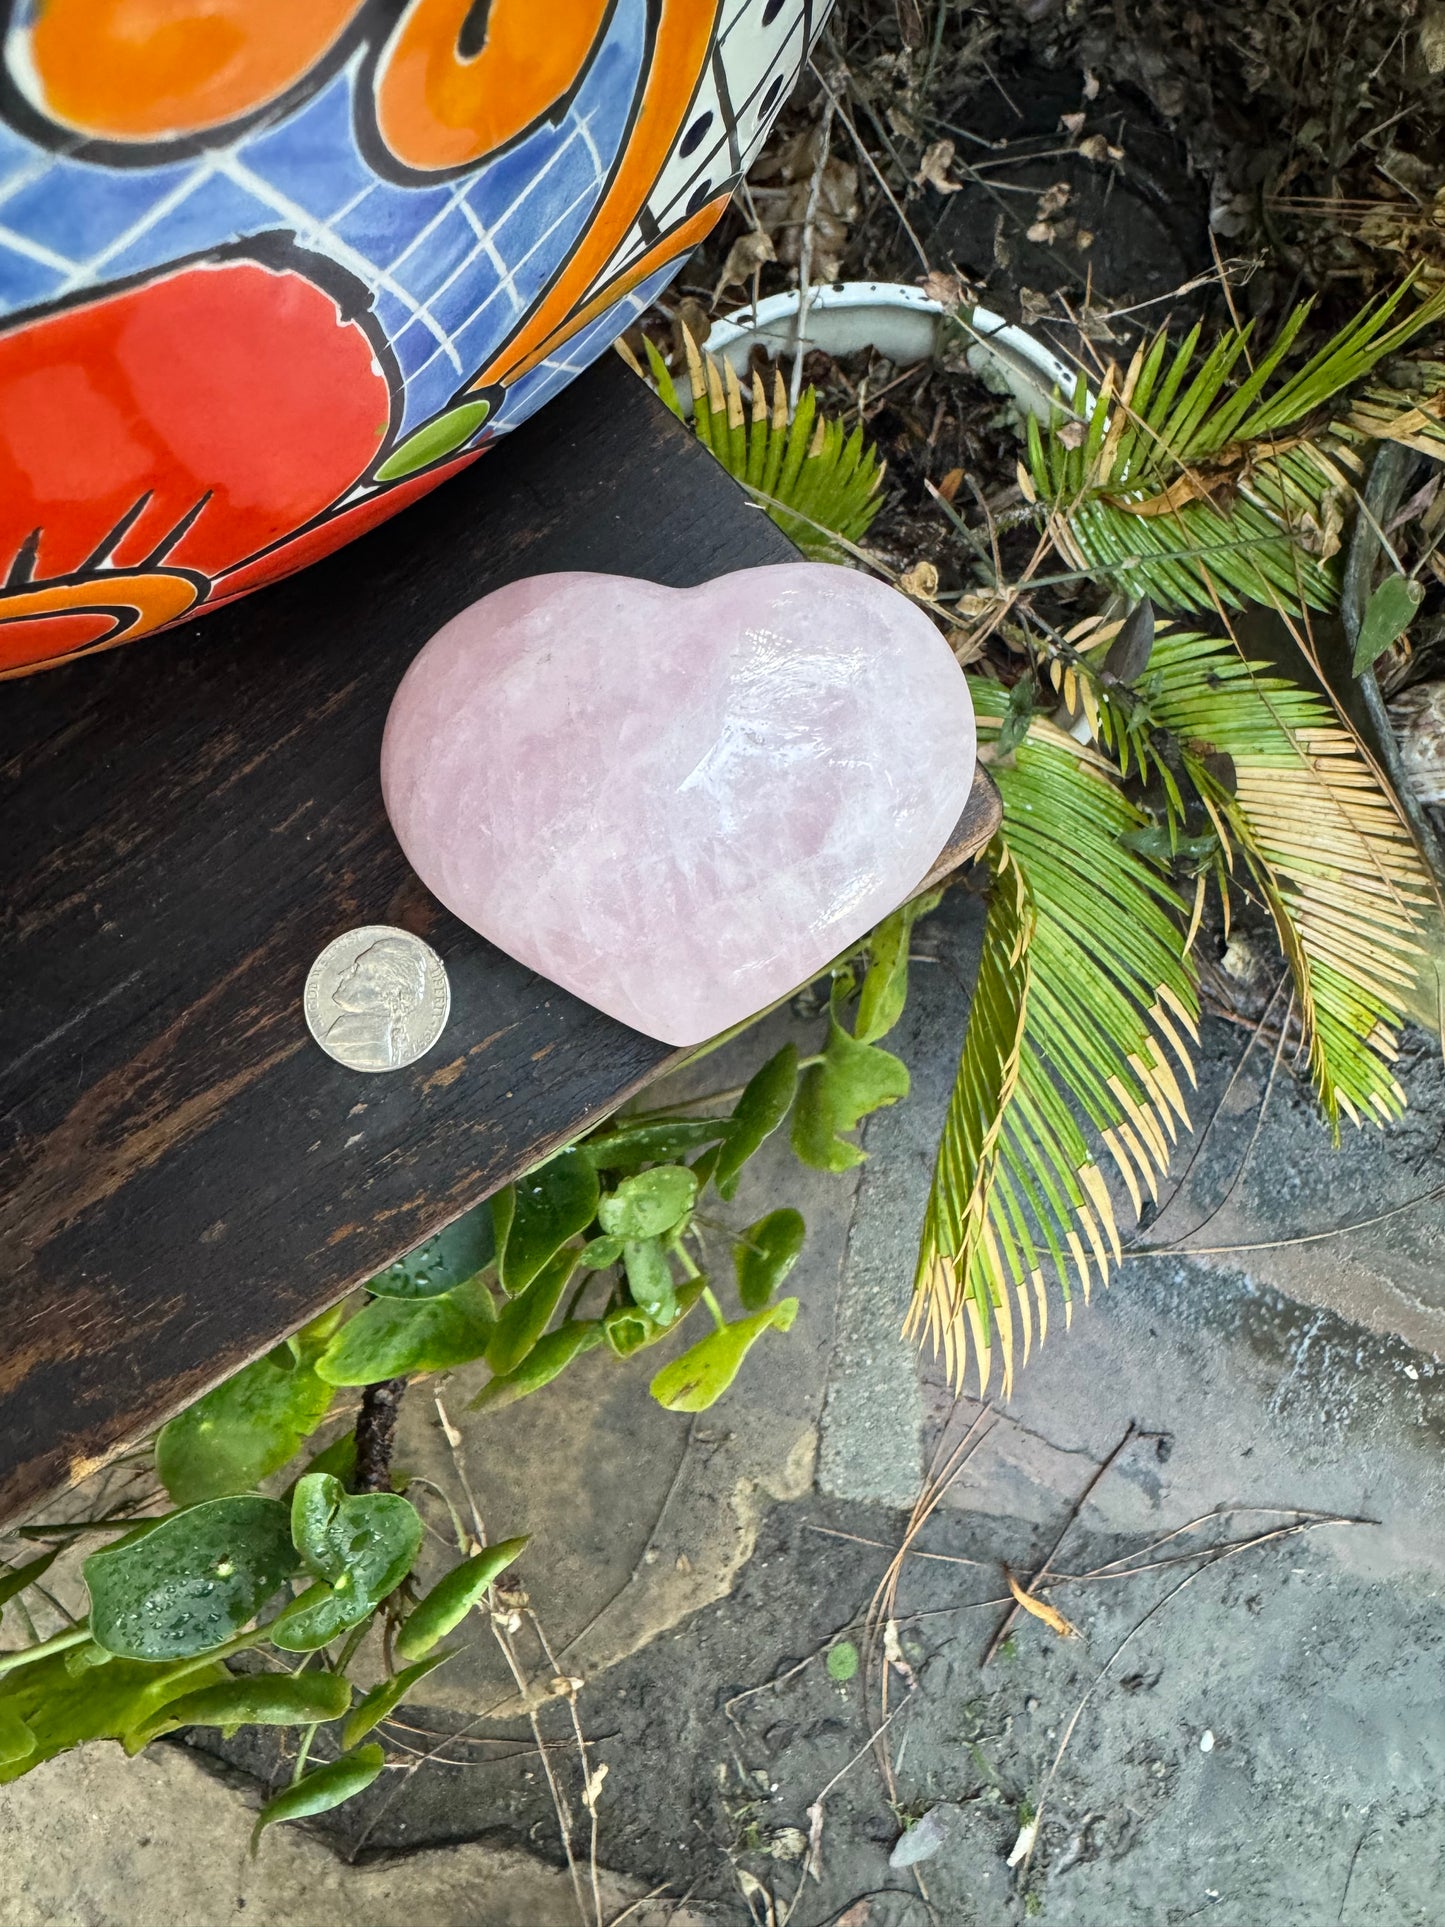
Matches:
[0,356,998,1527]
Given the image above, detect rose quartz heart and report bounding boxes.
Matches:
[381,563,976,1046]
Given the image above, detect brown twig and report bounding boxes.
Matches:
[352,1375,407,1492]
[781,1701,914,1924]
[491,1610,592,1925]
[1337,1818,1376,1923]
[433,1391,485,1545]
[981,1422,1140,1666]
[804,1524,994,1571]
[605,1885,693,1927]
[1144,985,1295,1261]
[862,1403,997,1803]
[811,62,930,272]
[530,1607,605,1927]
[1129,1179,1445,1258]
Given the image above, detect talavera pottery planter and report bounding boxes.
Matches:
[0,0,829,679]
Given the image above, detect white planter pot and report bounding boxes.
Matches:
[704,281,1080,422]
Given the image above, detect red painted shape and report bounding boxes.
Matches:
[3,610,116,666]
[206,445,485,609]
[0,254,394,673]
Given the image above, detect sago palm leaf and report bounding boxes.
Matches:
[917,618,1433,1391]
[1026,280,1445,615]
[1137,628,1431,1128]
[626,331,885,559]
[910,691,1199,1395]
[1347,354,1445,461]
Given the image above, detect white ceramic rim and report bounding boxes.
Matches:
[704,281,1081,402]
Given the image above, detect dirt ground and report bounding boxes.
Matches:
[667,0,1445,697]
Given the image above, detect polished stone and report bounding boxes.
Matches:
[381,563,976,1045]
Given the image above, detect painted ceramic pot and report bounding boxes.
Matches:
[0,0,828,679]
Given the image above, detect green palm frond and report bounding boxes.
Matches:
[1026,280,1445,614]
[911,691,1199,1395]
[633,331,885,559]
[914,617,1434,1389]
[1139,629,1431,1127]
[1347,355,1445,460]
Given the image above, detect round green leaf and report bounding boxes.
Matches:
[1353,571,1425,675]
[85,1499,297,1660]
[597,1165,697,1241]
[156,1350,334,1508]
[272,1478,421,1650]
[368,1205,496,1299]
[733,1209,806,1310]
[316,1275,496,1386]
[623,1235,678,1324]
[469,1320,604,1411]
[603,1272,705,1356]
[582,1118,727,1172]
[715,1045,799,1200]
[342,1649,456,1749]
[136,1668,350,1744]
[252,1745,386,1850]
[497,1149,600,1295]
[485,1246,578,1377]
[578,1234,624,1269]
[649,1299,799,1412]
[290,1475,423,1599]
[374,401,489,482]
[826,1640,859,1683]
[602,1305,656,1357]
[395,1536,528,1661]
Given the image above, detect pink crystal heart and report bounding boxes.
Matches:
[381,563,977,1046]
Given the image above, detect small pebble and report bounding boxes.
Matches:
[1200,1730,1215,1753]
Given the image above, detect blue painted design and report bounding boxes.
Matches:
[0,160,185,267]
[101,174,290,282]
[0,3,650,369]
[0,239,59,309]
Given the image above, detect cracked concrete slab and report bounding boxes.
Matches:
[814,897,986,1510]
[817,884,1445,1550]
[0,1742,713,1927]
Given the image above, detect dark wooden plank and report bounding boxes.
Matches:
[0,354,996,1527]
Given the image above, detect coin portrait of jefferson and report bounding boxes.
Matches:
[323,935,430,1072]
